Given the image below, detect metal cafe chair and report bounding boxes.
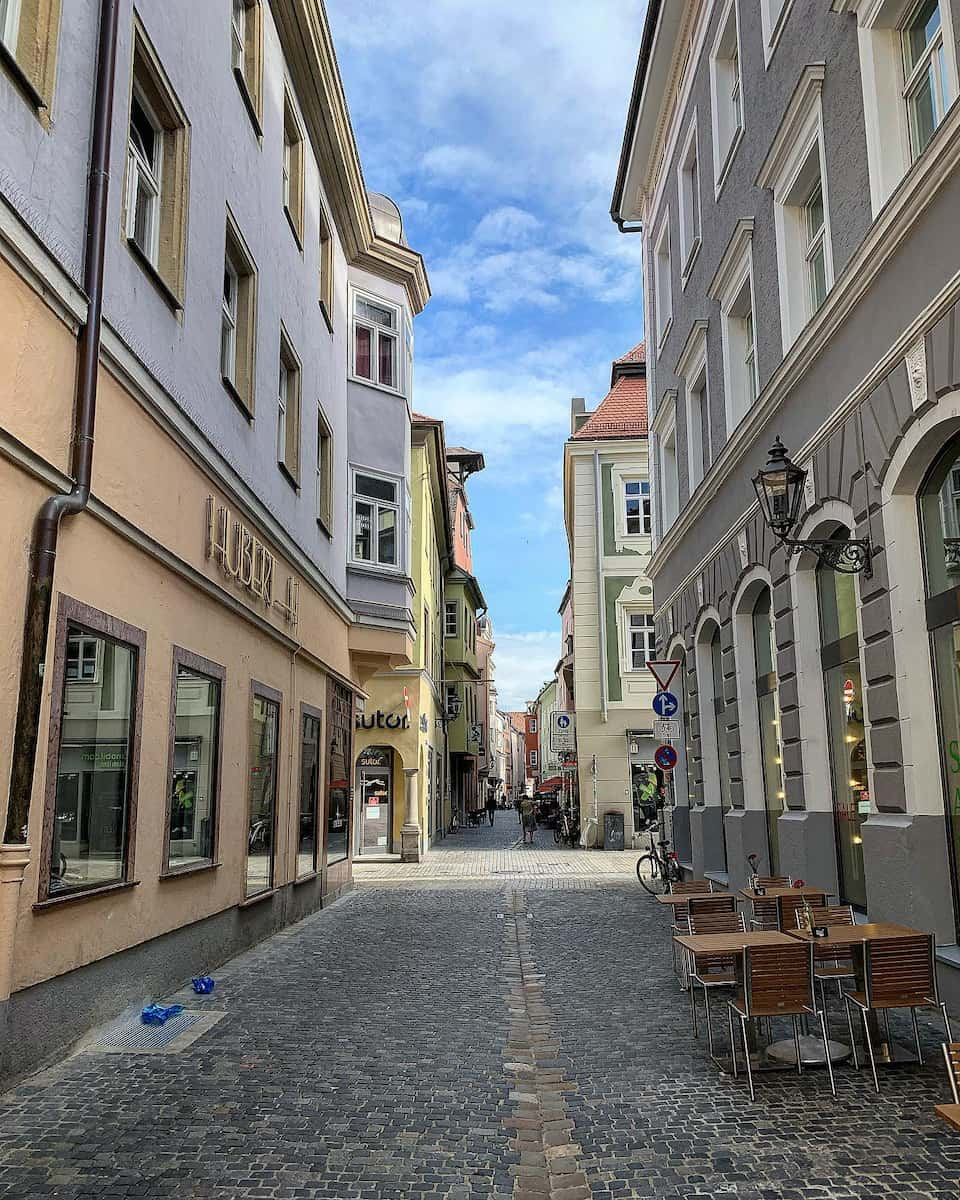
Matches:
[727,941,836,1102]
[686,909,746,1055]
[670,879,713,895]
[842,934,953,1093]
[750,896,781,931]
[777,892,826,933]
[754,875,792,887]
[795,905,857,1013]
[937,1043,960,1132]
[687,894,737,919]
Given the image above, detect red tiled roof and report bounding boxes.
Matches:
[613,341,646,365]
[571,374,648,441]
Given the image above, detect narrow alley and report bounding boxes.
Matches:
[0,823,956,1200]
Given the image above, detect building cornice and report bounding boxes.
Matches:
[707,219,754,301]
[647,105,960,585]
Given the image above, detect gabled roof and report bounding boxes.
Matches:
[571,374,648,441]
[614,341,646,366]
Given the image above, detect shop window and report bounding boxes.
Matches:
[352,469,400,569]
[221,210,257,415]
[231,0,263,134]
[920,439,960,937]
[352,290,402,393]
[817,536,868,909]
[282,87,304,245]
[125,22,190,307]
[0,0,61,113]
[277,330,301,485]
[326,679,353,866]
[753,589,785,876]
[298,708,322,878]
[710,628,734,828]
[166,651,223,872]
[246,687,280,897]
[43,602,145,900]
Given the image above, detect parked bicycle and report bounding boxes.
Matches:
[553,807,580,848]
[635,833,683,894]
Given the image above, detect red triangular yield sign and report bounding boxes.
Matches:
[647,660,680,691]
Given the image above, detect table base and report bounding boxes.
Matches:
[765,1035,851,1066]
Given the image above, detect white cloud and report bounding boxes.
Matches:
[474,206,541,245]
[491,630,562,711]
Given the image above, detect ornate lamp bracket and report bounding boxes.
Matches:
[783,537,873,577]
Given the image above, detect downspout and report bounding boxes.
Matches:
[4,0,121,844]
[594,450,608,725]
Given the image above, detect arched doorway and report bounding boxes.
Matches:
[356,746,394,854]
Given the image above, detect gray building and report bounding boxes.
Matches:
[612,0,960,1007]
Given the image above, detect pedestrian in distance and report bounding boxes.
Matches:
[520,794,537,845]
[485,793,497,826]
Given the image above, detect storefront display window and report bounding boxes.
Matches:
[246,689,279,897]
[753,590,784,875]
[298,709,321,877]
[357,746,392,853]
[709,628,731,870]
[326,679,353,866]
[818,543,867,909]
[920,439,960,937]
[167,659,222,870]
[48,619,139,897]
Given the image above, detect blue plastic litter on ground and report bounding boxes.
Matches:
[141,1003,185,1025]
[191,976,215,994]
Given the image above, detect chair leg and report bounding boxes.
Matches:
[704,985,715,1058]
[689,977,699,1038]
[941,1001,953,1043]
[818,1009,837,1098]
[911,1006,923,1065]
[741,1016,755,1101]
[792,1016,803,1077]
[728,1005,738,1079]
[844,996,859,1070]
[860,1007,880,1093]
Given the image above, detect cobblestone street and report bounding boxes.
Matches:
[1,821,958,1199]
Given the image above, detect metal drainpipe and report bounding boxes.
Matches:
[4,0,121,844]
[594,449,608,725]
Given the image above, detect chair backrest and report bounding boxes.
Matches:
[741,942,814,1015]
[687,894,737,919]
[864,935,936,1007]
[670,879,712,895]
[751,897,780,929]
[689,909,746,935]
[755,875,792,887]
[672,909,691,936]
[943,1043,960,1105]
[778,892,826,931]
[799,904,855,929]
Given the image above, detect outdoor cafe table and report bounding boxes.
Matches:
[655,890,733,906]
[738,885,832,901]
[787,922,925,1065]
[673,930,850,1071]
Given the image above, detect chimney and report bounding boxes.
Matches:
[570,397,586,437]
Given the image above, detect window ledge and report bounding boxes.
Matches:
[222,374,253,421]
[126,238,184,312]
[319,298,333,335]
[283,205,304,252]
[316,515,332,539]
[159,860,221,881]
[714,126,745,200]
[0,40,45,111]
[34,879,140,912]
[233,66,263,138]
[239,887,277,909]
[656,315,674,355]
[293,870,318,886]
[348,560,404,579]
[681,238,702,290]
[347,372,405,399]
[278,461,300,493]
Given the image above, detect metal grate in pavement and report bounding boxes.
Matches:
[91,1010,226,1055]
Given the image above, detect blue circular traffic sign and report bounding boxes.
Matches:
[652,691,678,718]
[654,744,678,771]
[557,714,571,728]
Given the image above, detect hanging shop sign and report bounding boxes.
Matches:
[205,497,299,625]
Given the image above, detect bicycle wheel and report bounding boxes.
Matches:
[636,855,668,894]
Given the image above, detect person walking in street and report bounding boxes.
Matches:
[520,794,537,845]
[485,793,497,826]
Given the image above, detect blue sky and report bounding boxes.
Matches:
[327,0,647,709]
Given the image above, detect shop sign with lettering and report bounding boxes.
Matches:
[355,709,411,731]
[205,497,299,625]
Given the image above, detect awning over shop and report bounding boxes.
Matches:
[536,776,562,793]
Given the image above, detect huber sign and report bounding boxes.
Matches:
[205,497,299,625]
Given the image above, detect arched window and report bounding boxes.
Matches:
[752,589,784,875]
[709,628,731,870]
[920,440,960,936]
[817,534,867,909]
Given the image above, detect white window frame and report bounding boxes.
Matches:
[444,601,459,638]
[530,750,539,767]
[126,86,163,266]
[0,0,21,49]
[611,462,652,550]
[840,0,959,214]
[709,0,745,195]
[653,214,673,349]
[677,319,710,496]
[677,115,702,286]
[277,358,288,464]
[65,633,101,684]
[901,0,952,158]
[760,0,796,66]
[316,405,332,529]
[530,719,537,733]
[624,610,657,673]
[651,390,679,534]
[350,287,404,396]
[350,465,403,572]
[231,0,245,72]
[757,67,835,352]
[221,257,239,384]
[708,219,757,437]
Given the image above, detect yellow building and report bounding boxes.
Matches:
[353,415,452,858]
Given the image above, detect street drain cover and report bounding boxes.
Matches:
[91,1010,226,1055]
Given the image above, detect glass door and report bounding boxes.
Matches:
[357,747,392,853]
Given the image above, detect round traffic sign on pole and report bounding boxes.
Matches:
[652,691,679,718]
[654,744,679,772]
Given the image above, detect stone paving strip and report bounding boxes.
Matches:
[502,889,593,1200]
[354,845,641,884]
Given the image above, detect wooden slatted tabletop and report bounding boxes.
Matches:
[739,885,831,901]
[655,890,732,906]
[674,930,794,955]
[935,1104,960,1133]
[787,922,921,946]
